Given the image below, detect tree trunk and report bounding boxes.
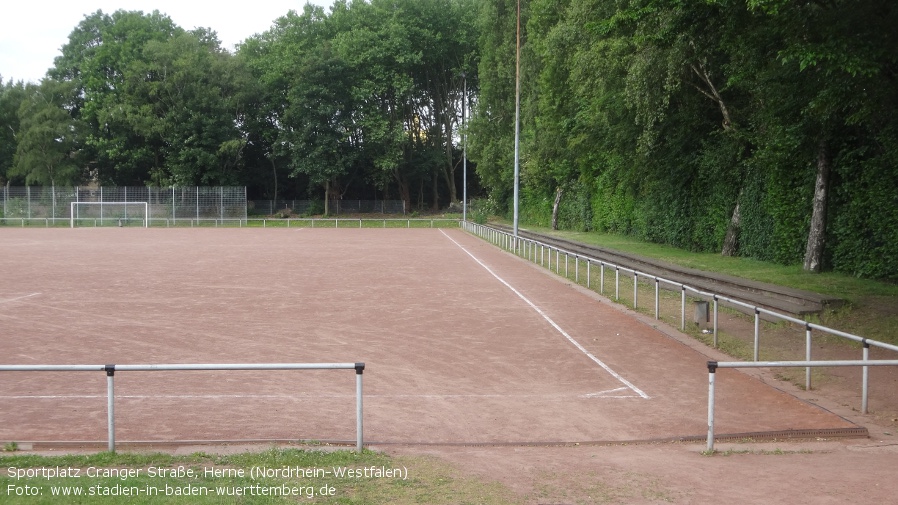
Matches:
[432,169,440,211]
[442,116,457,203]
[721,197,741,257]
[551,186,563,230]
[324,179,330,216]
[803,139,831,272]
[417,177,424,210]
[395,172,411,215]
[690,59,744,257]
[269,158,278,203]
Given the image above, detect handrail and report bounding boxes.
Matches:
[462,221,898,400]
[0,362,365,452]
[706,360,898,451]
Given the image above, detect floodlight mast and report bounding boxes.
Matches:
[462,71,467,222]
[512,0,521,243]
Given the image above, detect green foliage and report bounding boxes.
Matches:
[738,165,773,260]
[0,77,27,185]
[10,80,84,186]
[829,141,898,280]
[467,0,521,212]
[590,159,637,236]
[306,199,325,217]
[468,197,499,224]
[46,10,249,187]
[241,0,479,210]
[471,0,898,278]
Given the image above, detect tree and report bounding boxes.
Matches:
[284,43,358,212]
[0,77,27,185]
[10,79,84,188]
[50,10,181,185]
[133,28,249,186]
[49,10,248,187]
[238,5,333,203]
[742,0,898,272]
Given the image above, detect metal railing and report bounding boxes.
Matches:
[0,362,365,452]
[462,222,898,402]
[706,360,898,451]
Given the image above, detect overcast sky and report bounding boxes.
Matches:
[1,1,335,84]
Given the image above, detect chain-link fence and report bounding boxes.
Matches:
[248,199,406,216]
[1,186,246,226]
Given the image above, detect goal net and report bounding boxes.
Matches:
[70,202,149,228]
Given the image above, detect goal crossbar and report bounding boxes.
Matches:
[71,202,149,228]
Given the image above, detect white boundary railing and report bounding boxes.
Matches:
[0,362,365,452]
[462,222,898,409]
[706,360,898,451]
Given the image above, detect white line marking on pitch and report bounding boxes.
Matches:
[582,388,634,398]
[440,230,650,399]
[1,393,639,400]
[0,293,41,305]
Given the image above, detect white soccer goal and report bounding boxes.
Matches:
[70,202,149,228]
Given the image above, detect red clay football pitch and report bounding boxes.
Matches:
[0,228,859,446]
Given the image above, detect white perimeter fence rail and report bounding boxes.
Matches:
[462,222,898,413]
[0,362,365,452]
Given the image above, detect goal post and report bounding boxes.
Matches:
[70,202,149,228]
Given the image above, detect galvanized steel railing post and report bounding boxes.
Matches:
[105,365,115,452]
[680,286,686,331]
[862,342,870,414]
[355,362,365,452]
[633,273,638,309]
[600,263,605,295]
[713,295,719,347]
[654,278,659,320]
[615,267,620,300]
[707,361,718,452]
[587,260,591,288]
[754,308,760,361]
[806,325,813,391]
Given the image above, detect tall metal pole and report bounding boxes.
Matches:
[512,0,521,240]
[462,71,467,222]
